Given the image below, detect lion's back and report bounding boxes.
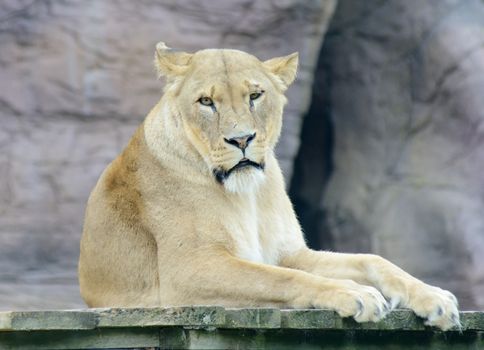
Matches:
[78,131,160,307]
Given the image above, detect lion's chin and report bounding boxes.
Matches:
[223,167,266,194]
[213,161,266,194]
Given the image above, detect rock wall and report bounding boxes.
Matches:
[3,0,483,312]
[0,0,336,309]
[317,0,484,310]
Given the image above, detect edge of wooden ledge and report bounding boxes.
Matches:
[0,306,482,332]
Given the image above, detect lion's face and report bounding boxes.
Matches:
[155,44,298,193]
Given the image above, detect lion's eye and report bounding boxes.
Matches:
[199,97,214,106]
[249,92,262,100]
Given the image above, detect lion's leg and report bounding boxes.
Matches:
[281,248,460,330]
[159,249,388,323]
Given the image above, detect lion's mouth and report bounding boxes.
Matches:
[213,158,265,184]
[232,158,262,171]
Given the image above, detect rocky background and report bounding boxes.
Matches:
[0,0,483,311]
[291,0,484,310]
[0,0,336,310]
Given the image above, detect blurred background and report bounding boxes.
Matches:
[0,0,483,311]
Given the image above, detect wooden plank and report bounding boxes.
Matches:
[0,328,160,350]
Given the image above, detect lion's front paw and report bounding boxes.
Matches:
[407,283,460,331]
[312,281,390,323]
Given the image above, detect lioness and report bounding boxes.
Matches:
[79,43,459,330]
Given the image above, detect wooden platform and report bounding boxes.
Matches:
[0,307,483,349]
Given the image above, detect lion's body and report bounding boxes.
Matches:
[79,110,302,307]
[79,44,459,330]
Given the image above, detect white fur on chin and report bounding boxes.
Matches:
[223,167,266,194]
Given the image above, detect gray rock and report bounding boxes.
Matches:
[0,0,336,310]
[320,0,484,310]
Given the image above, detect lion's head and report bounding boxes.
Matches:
[154,42,298,193]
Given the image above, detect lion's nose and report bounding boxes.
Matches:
[224,133,256,150]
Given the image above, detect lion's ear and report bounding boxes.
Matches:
[263,52,298,90]
[154,42,193,78]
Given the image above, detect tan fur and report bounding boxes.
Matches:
[79,43,459,330]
